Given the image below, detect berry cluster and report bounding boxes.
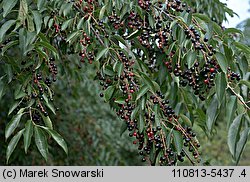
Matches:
[138,0,151,11]
[108,11,124,30]
[227,68,241,81]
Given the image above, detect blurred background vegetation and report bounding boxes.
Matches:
[0,0,250,165]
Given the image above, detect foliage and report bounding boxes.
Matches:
[0,0,249,165]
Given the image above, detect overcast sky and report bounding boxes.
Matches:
[220,0,250,27]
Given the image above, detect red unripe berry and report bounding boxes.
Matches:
[204,79,209,84]
[210,68,215,73]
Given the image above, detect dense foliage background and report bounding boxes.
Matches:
[0,0,249,165]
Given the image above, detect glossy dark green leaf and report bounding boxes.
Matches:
[34,126,48,161]
[215,52,228,74]
[179,114,192,127]
[61,19,73,31]
[193,13,211,22]
[141,72,155,92]
[37,0,45,10]
[27,15,35,32]
[239,80,250,89]
[8,101,21,115]
[136,85,149,101]
[35,41,58,54]
[215,73,227,106]
[154,105,161,127]
[131,106,139,120]
[42,127,68,155]
[224,28,243,36]
[186,51,197,69]
[42,115,53,129]
[0,20,16,42]
[126,30,140,40]
[1,40,19,56]
[6,129,24,163]
[120,121,127,137]
[3,0,18,17]
[32,11,42,34]
[112,35,127,46]
[96,48,108,61]
[5,112,24,139]
[66,31,80,43]
[18,0,28,26]
[234,42,250,55]
[99,5,106,20]
[139,113,144,133]
[23,120,33,153]
[235,127,250,165]
[104,86,115,101]
[0,78,6,102]
[114,98,126,104]
[173,130,183,154]
[206,96,219,133]
[226,96,237,129]
[228,114,243,158]
[44,101,56,115]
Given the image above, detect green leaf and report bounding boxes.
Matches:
[154,105,161,127]
[99,5,106,20]
[112,35,127,46]
[61,18,73,31]
[5,112,24,139]
[120,121,127,137]
[66,31,80,43]
[23,120,33,153]
[228,114,243,158]
[18,0,28,26]
[234,42,250,55]
[104,85,115,101]
[0,78,5,101]
[114,98,126,104]
[136,85,149,101]
[37,0,45,10]
[215,52,228,74]
[35,41,58,54]
[96,48,108,61]
[186,51,197,69]
[42,115,53,129]
[1,40,19,56]
[215,73,227,106]
[32,10,42,34]
[173,130,183,154]
[206,96,219,133]
[235,127,250,165]
[27,15,35,32]
[44,101,56,115]
[239,80,250,89]
[0,20,16,42]
[6,129,24,163]
[226,96,237,129]
[179,114,192,127]
[3,0,18,17]
[126,30,140,40]
[193,13,211,22]
[141,72,155,91]
[131,106,139,120]
[34,126,48,161]
[42,127,68,155]
[8,101,21,115]
[224,28,243,36]
[139,113,144,133]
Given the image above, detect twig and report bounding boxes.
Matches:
[227,85,250,110]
